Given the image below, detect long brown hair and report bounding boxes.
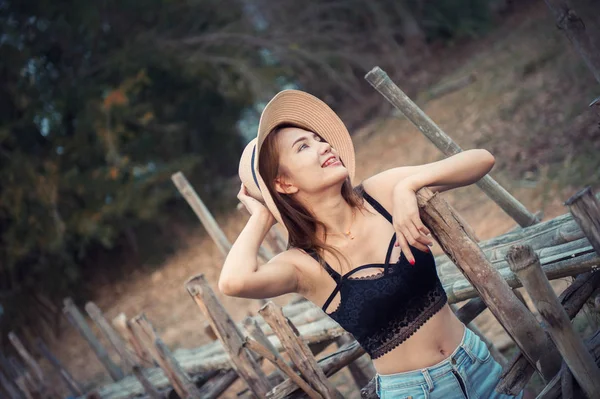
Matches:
[258,123,365,272]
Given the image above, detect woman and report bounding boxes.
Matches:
[220,90,525,399]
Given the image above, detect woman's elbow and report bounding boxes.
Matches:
[218,277,242,297]
[477,149,495,173]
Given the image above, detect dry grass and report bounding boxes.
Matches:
[46,4,599,397]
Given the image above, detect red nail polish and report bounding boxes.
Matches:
[409,259,415,265]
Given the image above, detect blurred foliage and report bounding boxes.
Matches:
[0,0,254,332]
[420,0,494,40]
[0,0,510,333]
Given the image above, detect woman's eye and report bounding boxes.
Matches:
[298,144,307,151]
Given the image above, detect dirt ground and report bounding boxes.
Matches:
[46,3,600,398]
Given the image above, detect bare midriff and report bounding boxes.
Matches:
[373,304,466,375]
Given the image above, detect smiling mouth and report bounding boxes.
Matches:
[322,157,340,167]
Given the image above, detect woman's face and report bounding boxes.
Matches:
[273,126,349,195]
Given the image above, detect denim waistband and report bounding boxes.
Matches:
[375,325,479,392]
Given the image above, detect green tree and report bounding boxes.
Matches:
[0,0,253,333]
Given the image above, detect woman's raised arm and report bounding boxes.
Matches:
[218,185,300,299]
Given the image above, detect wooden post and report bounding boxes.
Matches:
[197,369,239,399]
[0,368,22,399]
[242,317,286,381]
[185,274,272,397]
[414,187,561,381]
[543,1,600,84]
[112,313,154,367]
[560,361,574,399]
[536,329,600,399]
[63,298,124,381]
[85,302,133,373]
[243,338,322,399]
[172,171,274,261]
[130,314,201,399]
[566,187,600,257]
[270,340,364,399]
[259,302,342,399]
[335,334,375,389]
[9,358,35,399]
[106,313,162,397]
[507,245,600,398]
[7,332,45,392]
[498,269,600,394]
[131,366,164,399]
[365,67,539,227]
[35,338,83,396]
[455,297,487,325]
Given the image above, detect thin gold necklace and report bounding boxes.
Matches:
[326,208,356,240]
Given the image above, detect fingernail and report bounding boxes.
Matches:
[409,259,415,265]
[395,241,399,247]
[425,247,430,252]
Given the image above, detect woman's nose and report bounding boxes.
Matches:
[319,141,332,154]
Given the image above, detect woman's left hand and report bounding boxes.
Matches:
[392,184,433,264]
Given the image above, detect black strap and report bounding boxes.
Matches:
[306,250,341,280]
[362,190,393,223]
[322,285,342,313]
[306,250,343,313]
[383,233,397,273]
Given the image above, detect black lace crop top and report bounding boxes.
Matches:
[309,190,448,359]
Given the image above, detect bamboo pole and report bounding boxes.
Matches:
[9,358,36,399]
[414,187,561,380]
[243,338,322,399]
[242,317,286,382]
[259,302,342,399]
[335,334,375,389]
[0,368,22,399]
[35,338,83,396]
[107,313,162,397]
[455,297,487,325]
[197,369,238,399]
[566,186,600,257]
[507,245,600,398]
[63,298,124,381]
[498,269,600,394]
[172,171,275,261]
[0,352,21,399]
[85,302,133,373]
[268,340,364,399]
[185,274,272,397]
[7,332,46,392]
[543,1,600,84]
[112,313,154,367]
[131,366,164,399]
[365,67,539,227]
[560,361,574,399]
[130,314,201,399]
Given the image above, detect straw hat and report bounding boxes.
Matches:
[238,90,355,228]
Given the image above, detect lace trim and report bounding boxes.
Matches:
[347,271,386,280]
[369,291,448,359]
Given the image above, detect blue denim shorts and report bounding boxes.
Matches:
[375,326,524,399]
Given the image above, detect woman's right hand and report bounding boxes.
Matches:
[237,184,276,226]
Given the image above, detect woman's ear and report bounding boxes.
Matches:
[274,176,299,195]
